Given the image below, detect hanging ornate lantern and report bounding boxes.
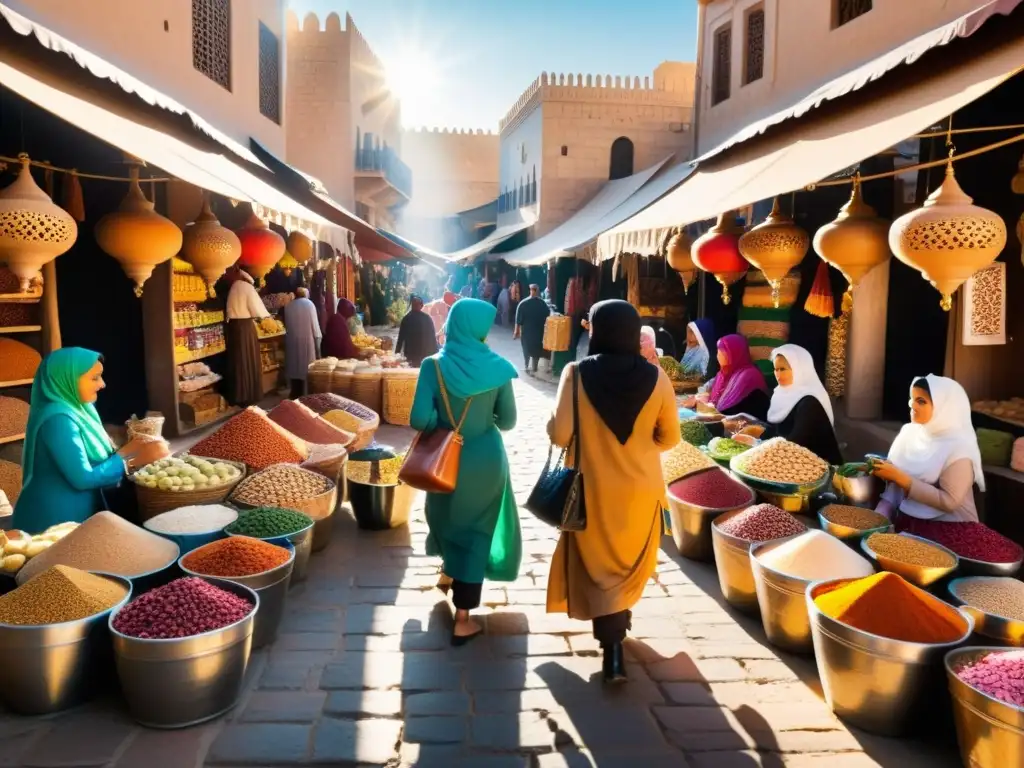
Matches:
[738,198,809,308]
[287,231,314,265]
[181,194,241,297]
[0,154,77,293]
[665,230,696,291]
[95,167,182,297]
[278,251,299,277]
[690,211,747,305]
[812,178,890,311]
[236,209,285,286]
[889,160,1007,311]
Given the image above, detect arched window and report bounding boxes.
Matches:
[609,137,634,180]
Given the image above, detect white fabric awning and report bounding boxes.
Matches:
[503,157,671,267]
[598,0,1024,260]
[447,210,537,264]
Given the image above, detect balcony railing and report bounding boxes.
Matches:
[355,132,412,199]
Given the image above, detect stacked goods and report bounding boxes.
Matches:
[350,367,384,413]
[181,538,290,577]
[733,438,829,485]
[542,315,571,352]
[0,566,127,625]
[1013,438,1024,473]
[16,512,179,583]
[813,572,965,643]
[668,468,754,510]
[955,651,1024,707]
[131,455,241,491]
[716,504,806,541]
[0,338,41,383]
[951,578,1024,622]
[307,360,335,394]
[298,393,379,450]
[916,522,1023,564]
[821,504,890,531]
[143,505,238,535]
[112,578,253,639]
[190,407,309,470]
[680,420,712,447]
[352,332,383,352]
[706,437,752,462]
[973,398,1024,426]
[0,459,22,505]
[757,530,874,581]
[0,523,78,575]
[0,396,29,441]
[224,507,313,538]
[268,400,354,445]
[230,464,331,508]
[866,533,957,569]
[257,317,284,337]
[976,428,1014,467]
[661,441,716,483]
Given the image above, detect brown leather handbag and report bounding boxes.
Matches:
[398,360,472,494]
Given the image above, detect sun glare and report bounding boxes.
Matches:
[385,47,440,126]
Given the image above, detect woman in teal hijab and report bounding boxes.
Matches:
[410,299,521,644]
[13,348,169,533]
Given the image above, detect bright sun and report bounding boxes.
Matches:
[385,48,440,126]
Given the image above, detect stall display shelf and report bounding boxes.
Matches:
[0,433,25,445]
[173,345,226,365]
[173,320,223,331]
[0,325,42,333]
[178,373,223,393]
[257,331,285,340]
[0,379,34,389]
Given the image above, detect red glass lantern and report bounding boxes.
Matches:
[236,209,285,286]
[690,211,748,304]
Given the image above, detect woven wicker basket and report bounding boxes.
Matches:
[351,371,383,413]
[232,480,337,522]
[132,456,246,522]
[330,370,354,398]
[307,362,336,394]
[543,315,571,352]
[382,372,418,426]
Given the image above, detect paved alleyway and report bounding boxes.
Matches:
[0,328,960,767]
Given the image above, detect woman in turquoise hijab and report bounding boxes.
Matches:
[409,298,522,644]
[13,348,169,533]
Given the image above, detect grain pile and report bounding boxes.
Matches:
[0,338,41,383]
[0,302,36,328]
[866,532,956,569]
[190,407,309,470]
[230,464,331,507]
[951,578,1024,622]
[298,393,379,434]
[821,505,890,531]
[757,530,875,581]
[733,438,829,484]
[16,511,179,583]
[0,396,29,440]
[112,577,253,639]
[181,537,290,577]
[0,565,128,625]
[661,441,716,483]
[143,504,238,535]
[0,460,22,505]
[268,400,354,445]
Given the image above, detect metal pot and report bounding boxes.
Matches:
[0,573,131,715]
[348,481,416,531]
[666,468,756,562]
[710,510,761,614]
[860,532,959,589]
[945,646,1024,768]
[226,522,313,585]
[749,536,816,654]
[948,577,1024,646]
[832,470,884,508]
[109,577,257,729]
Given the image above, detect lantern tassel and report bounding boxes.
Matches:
[804,260,835,318]
[62,170,86,222]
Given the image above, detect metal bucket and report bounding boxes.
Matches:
[948,577,1024,646]
[832,472,884,508]
[666,469,756,562]
[0,573,131,715]
[179,542,294,649]
[750,536,815,654]
[109,577,257,729]
[806,578,973,736]
[349,481,416,531]
[710,510,760,614]
[311,509,335,553]
[945,646,1024,768]
[860,532,959,589]
[227,522,313,585]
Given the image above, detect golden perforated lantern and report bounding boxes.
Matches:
[236,210,285,286]
[287,231,314,265]
[94,167,182,297]
[888,161,1007,311]
[666,230,696,291]
[738,198,809,308]
[0,154,77,293]
[690,211,747,305]
[181,195,241,297]
[812,178,890,311]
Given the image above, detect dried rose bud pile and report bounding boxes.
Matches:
[112,577,253,639]
[956,650,1024,708]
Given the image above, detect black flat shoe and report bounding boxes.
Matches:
[451,626,483,647]
[602,643,628,684]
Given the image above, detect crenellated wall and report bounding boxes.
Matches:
[401,127,499,217]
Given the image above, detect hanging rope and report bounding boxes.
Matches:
[0,152,172,182]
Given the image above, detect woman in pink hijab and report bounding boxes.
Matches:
[639,326,659,366]
[704,334,770,419]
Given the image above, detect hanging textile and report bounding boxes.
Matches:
[825,310,850,398]
[962,261,1006,346]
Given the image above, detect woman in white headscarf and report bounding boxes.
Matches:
[872,375,983,528]
[759,344,842,464]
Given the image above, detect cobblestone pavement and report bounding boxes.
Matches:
[0,328,962,767]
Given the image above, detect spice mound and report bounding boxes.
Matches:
[16,511,179,584]
[0,565,127,626]
[716,504,806,542]
[132,455,242,492]
[661,441,716,484]
[956,651,1024,708]
[181,537,290,577]
[866,532,956,569]
[680,420,712,447]
[224,507,313,539]
[706,437,751,461]
[298,393,379,435]
[144,504,239,535]
[734,438,829,485]
[821,504,890,531]
[951,578,1024,622]
[112,577,253,639]
[757,530,875,581]
[0,338,41,383]
[914,522,1024,565]
[814,572,965,644]
[230,464,332,508]
[669,468,752,510]
[191,406,309,470]
[268,400,354,446]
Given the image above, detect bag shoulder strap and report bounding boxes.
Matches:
[571,363,582,454]
[434,358,472,434]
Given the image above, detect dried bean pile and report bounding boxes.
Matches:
[230,464,331,507]
[952,578,1024,622]
[112,577,253,639]
[716,504,806,542]
[866,532,956,568]
[0,565,127,625]
[0,338,41,383]
[182,537,290,577]
[0,460,22,505]
[669,468,752,509]
[268,400,354,445]
[0,302,36,328]
[0,396,29,440]
[821,504,890,531]
[734,438,829,484]
[224,507,313,538]
[191,406,309,470]
[915,522,1023,564]
[661,441,716,483]
[956,651,1024,707]
[144,504,238,535]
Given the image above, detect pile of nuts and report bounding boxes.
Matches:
[734,438,829,484]
[661,441,716,484]
[230,464,332,507]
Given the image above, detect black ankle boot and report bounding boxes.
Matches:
[602,642,628,684]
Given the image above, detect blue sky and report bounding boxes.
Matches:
[288,0,699,130]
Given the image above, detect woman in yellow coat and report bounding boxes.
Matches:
[546,300,681,683]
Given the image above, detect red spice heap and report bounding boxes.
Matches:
[182,537,290,577]
[112,577,253,639]
[921,522,1023,564]
[190,406,308,470]
[717,504,806,542]
[268,400,354,445]
[669,468,752,509]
